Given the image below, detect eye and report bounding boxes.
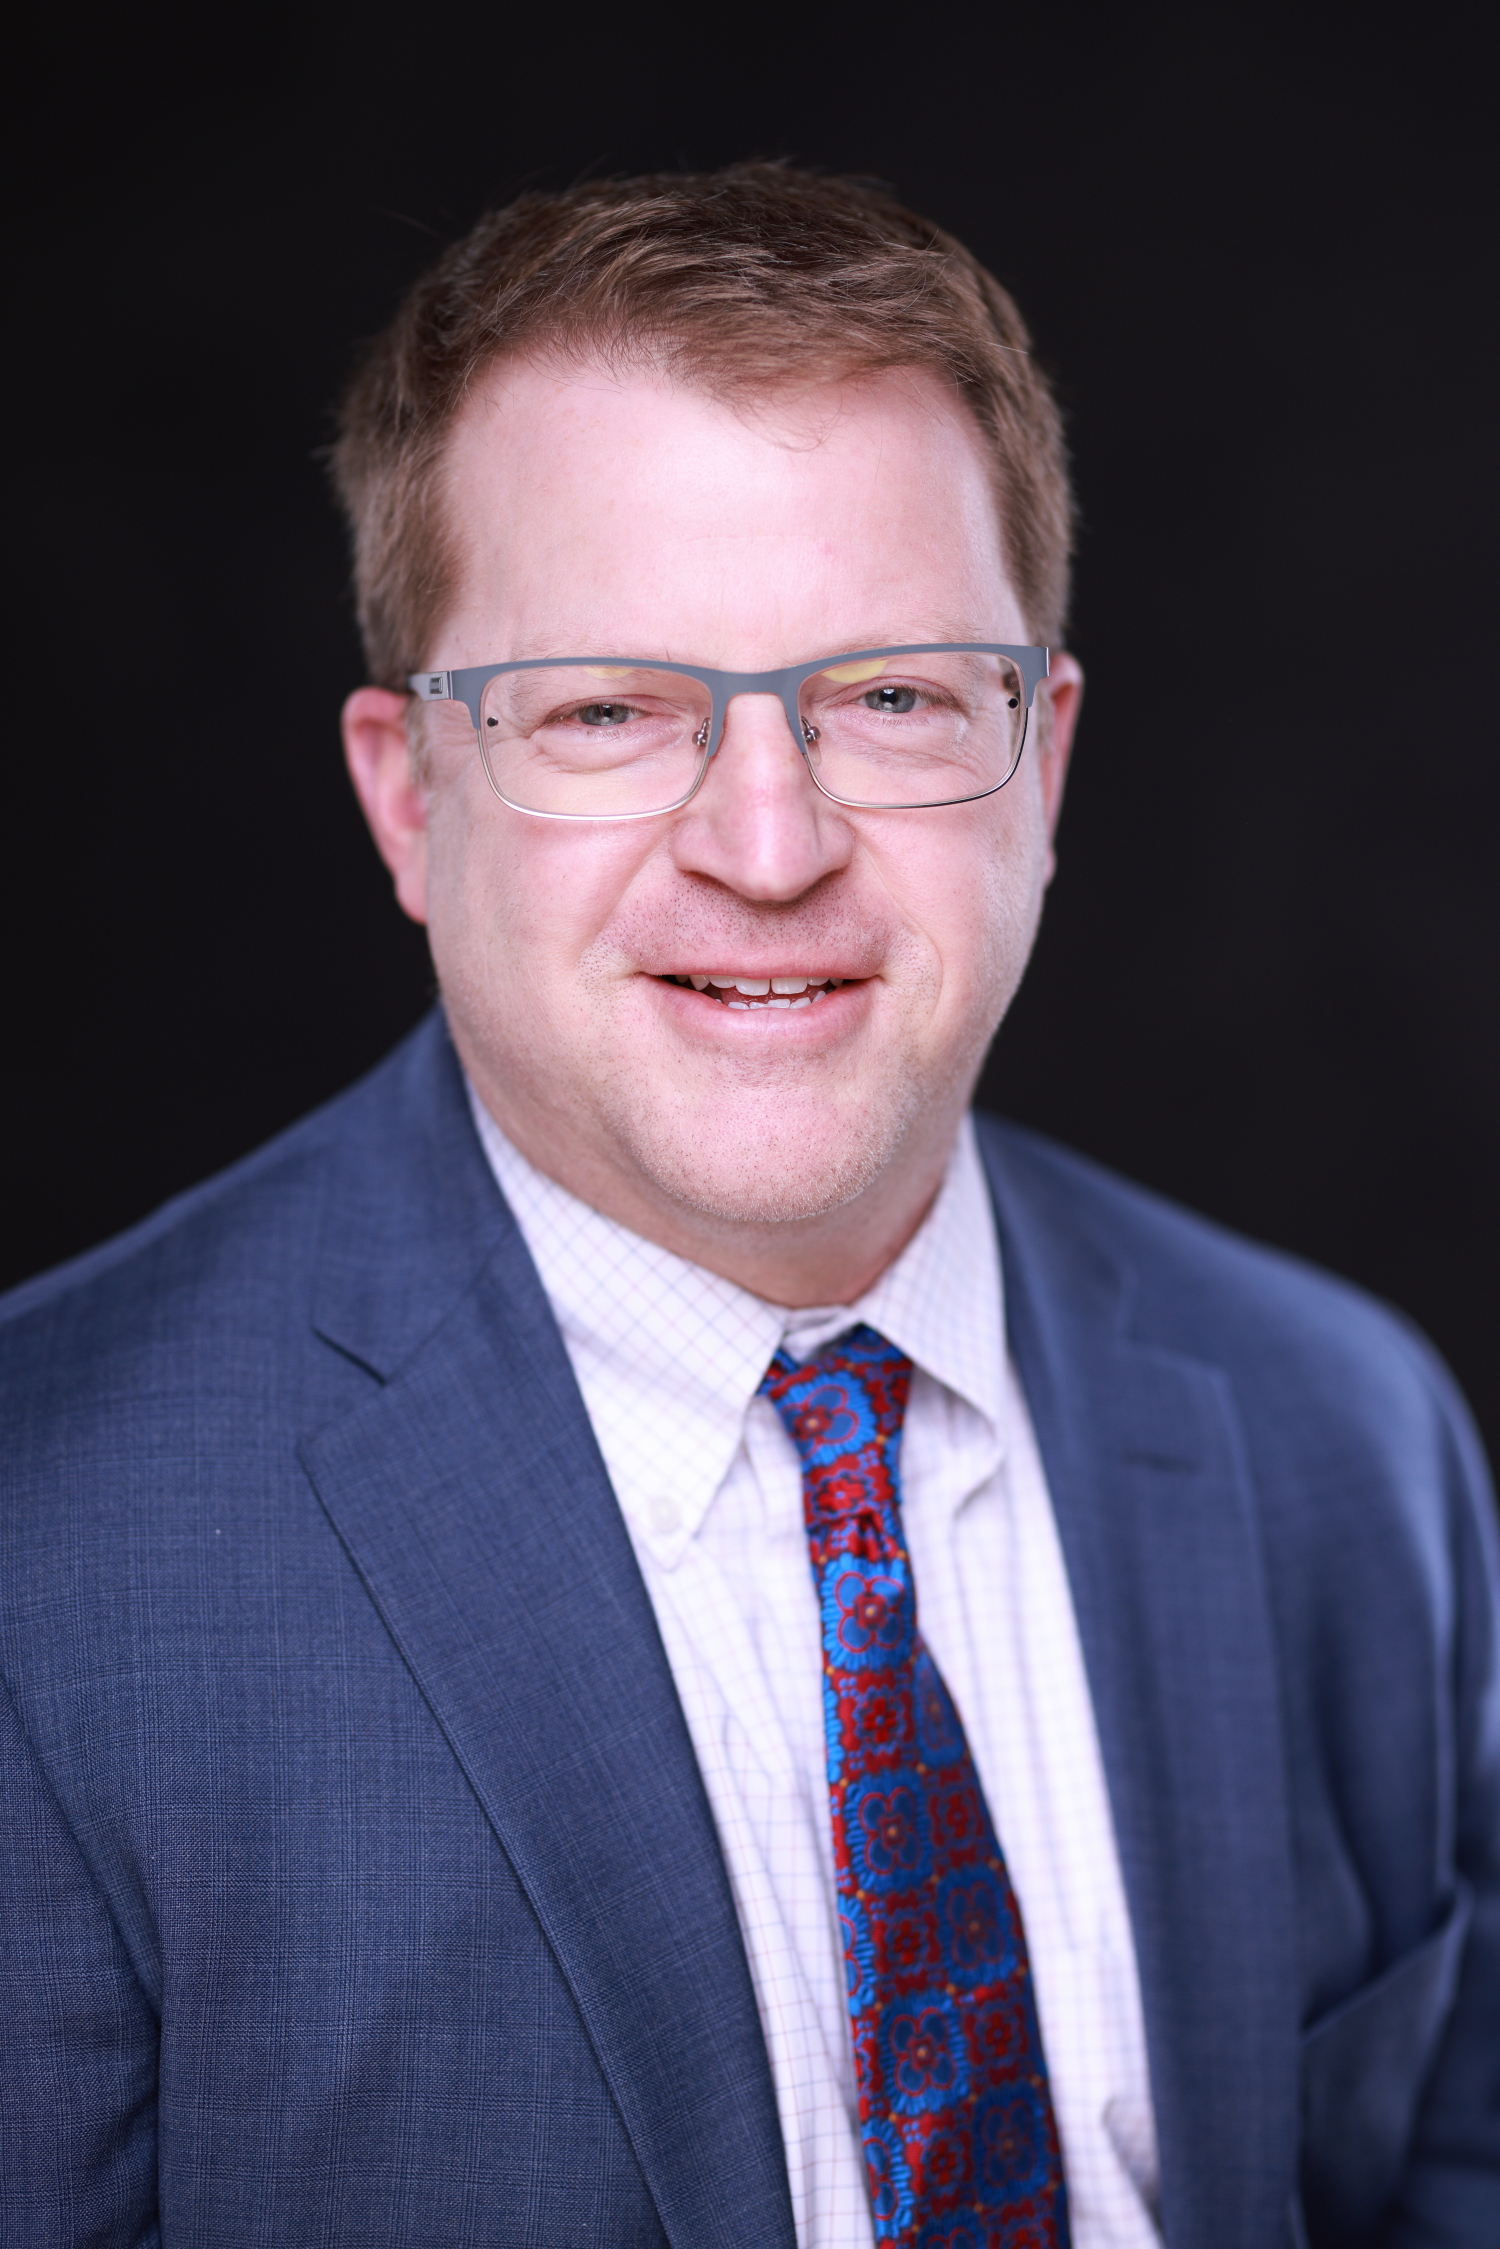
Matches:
[575,701,637,727]
[862,685,919,714]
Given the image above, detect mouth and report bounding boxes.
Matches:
[657,972,857,1011]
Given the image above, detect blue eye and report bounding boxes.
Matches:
[577,702,635,726]
[863,686,919,714]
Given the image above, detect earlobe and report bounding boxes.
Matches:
[341,686,430,925]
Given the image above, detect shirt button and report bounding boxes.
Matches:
[649,1496,681,1537]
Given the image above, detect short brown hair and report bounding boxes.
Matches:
[331,164,1073,688]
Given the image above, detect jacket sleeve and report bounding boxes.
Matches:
[1380,1371,1500,2248]
[0,1670,160,2249]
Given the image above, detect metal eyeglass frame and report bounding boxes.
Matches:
[408,643,1051,819]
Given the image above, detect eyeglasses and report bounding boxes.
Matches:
[408,643,1050,820]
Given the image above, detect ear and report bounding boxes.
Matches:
[1034,652,1083,880]
[342,687,429,925]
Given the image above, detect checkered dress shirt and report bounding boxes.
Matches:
[472,1093,1162,2248]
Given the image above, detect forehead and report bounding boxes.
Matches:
[436,356,1023,665]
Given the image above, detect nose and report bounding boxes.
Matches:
[669,690,852,901]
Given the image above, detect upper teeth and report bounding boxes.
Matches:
[688,974,839,995]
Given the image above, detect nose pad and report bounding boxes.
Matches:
[704,690,818,767]
[782,693,816,753]
[787,694,826,788]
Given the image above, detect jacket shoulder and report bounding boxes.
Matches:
[2,1069,362,1336]
[0,1013,462,1381]
[973,1110,1477,1453]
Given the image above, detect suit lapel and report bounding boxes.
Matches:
[300,1019,795,2249]
[978,1119,1301,2249]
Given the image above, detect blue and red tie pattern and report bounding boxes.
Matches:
[761,1325,1070,2249]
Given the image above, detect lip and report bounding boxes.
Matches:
[644,972,875,1039]
[648,968,875,987]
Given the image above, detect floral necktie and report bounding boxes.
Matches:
[760,1324,1070,2248]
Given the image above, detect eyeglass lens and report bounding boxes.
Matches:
[473,652,1027,816]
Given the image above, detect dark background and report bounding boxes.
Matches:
[9,15,1497,1459]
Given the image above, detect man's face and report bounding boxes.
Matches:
[347,358,1078,1291]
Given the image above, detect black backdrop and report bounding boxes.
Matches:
[9,14,1497,1461]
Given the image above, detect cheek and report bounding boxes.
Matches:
[421,781,506,972]
[982,798,1053,974]
[421,782,654,990]
[892,790,1050,1010]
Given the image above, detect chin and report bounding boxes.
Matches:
[608,1083,927,1235]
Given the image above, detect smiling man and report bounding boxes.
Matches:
[2,168,1497,2249]
[345,354,1072,1305]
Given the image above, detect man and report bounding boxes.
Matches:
[1,166,1495,2249]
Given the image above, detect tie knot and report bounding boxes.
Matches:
[760,1323,912,1469]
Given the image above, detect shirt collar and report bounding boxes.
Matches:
[468,1087,1006,1561]
[846,1115,1007,1439]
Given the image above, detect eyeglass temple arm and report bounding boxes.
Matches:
[408,669,482,728]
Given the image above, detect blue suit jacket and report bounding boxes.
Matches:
[2,1012,1496,2249]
